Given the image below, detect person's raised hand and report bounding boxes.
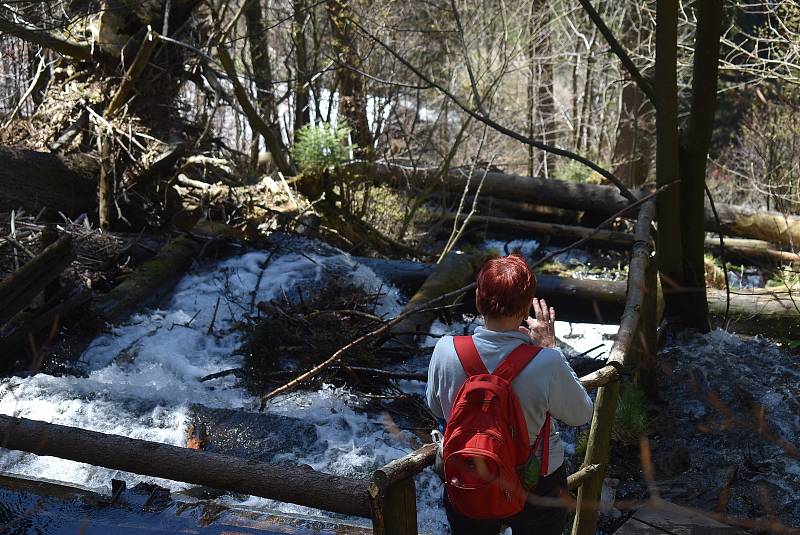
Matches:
[518,298,556,348]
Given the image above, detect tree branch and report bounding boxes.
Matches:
[349,17,638,204]
[576,0,657,107]
[0,18,94,61]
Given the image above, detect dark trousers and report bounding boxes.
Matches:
[443,464,568,535]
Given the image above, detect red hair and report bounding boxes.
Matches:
[475,253,537,318]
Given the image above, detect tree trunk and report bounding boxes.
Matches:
[654,0,685,320]
[244,0,293,168]
[675,0,723,331]
[534,274,800,338]
[0,147,97,217]
[327,0,372,155]
[0,414,372,518]
[390,250,493,346]
[292,0,312,142]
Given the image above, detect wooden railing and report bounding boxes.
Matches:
[0,200,657,535]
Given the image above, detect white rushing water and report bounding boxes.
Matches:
[0,241,618,533]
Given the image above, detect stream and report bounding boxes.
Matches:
[0,236,796,533]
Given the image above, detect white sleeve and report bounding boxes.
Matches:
[426,340,445,420]
[546,349,594,426]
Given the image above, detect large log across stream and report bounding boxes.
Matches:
[371,163,800,247]
[371,257,799,337]
[443,213,800,264]
[0,414,372,518]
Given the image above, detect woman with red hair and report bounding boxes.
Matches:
[427,253,593,534]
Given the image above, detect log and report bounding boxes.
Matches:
[93,234,199,323]
[444,213,800,263]
[0,414,372,518]
[0,236,73,326]
[0,147,98,217]
[536,274,800,338]
[389,249,493,346]
[0,288,92,366]
[372,163,800,247]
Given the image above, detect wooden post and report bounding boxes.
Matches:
[369,446,434,535]
[370,478,418,535]
[571,371,624,535]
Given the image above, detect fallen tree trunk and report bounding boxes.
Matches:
[0,236,73,326]
[389,249,492,346]
[0,414,372,518]
[0,147,98,217]
[372,163,800,247]
[444,213,800,263]
[93,234,199,323]
[535,274,800,338]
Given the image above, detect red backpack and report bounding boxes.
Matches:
[442,335,550,519]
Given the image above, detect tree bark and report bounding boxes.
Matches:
[654,0,685,319]
[327,0,372,155]
[370,163,800,247]
[92,234,199,323]
[0,414,372,518]
[0,236,73,327]
[0,147,98,217]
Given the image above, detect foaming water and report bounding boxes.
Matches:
[0,239,621,534]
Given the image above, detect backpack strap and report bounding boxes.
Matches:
[532,412,551,476]
[453,336,488,377]
[492,343,542,383]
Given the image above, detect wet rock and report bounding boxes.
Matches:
[187,405,321,463]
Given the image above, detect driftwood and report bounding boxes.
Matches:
[0,236,73,326]
[93,234,199,323]
[373,163,800,247]
[0,414,372,518]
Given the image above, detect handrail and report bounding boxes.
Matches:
[0,414,373,518]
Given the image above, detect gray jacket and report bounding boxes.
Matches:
[426,327,594,475]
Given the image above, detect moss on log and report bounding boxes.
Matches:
[390,249,493,345]
[93,234,199,323]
